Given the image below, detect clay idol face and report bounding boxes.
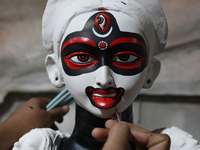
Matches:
[60,10,149,118]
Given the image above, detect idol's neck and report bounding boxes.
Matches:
[60,104,133,150]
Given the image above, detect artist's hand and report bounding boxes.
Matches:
[4,97,69,131]
[1,98,69,150]
[92,120,170,150]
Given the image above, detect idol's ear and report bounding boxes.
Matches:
[45,54,65,88]
[143,58,161,89]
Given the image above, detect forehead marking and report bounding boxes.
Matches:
[94,13,110,32]
[92,12,113,38]
[98,41,108,50]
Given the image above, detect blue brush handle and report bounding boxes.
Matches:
[46,88,75,111]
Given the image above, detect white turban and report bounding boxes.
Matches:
[42,0,168,59]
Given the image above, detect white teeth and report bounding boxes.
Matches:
[93,93,116,97]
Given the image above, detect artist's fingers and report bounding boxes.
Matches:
[105,119,118,128]
[112,121,170,150]
[25,98,51,109]
[131,129,170,150]
[38,98,52,108]
[92,120,122,141]
[102,122,131,150]
[104,120,170,150]
[92,128,109,141]
[56,117,64,123]
[50,123,58,130]
[49,105,69,121]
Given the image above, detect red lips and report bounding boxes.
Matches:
[86,87,124,109]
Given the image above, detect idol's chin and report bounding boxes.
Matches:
[93,107,117,119]
[77,102,117,119]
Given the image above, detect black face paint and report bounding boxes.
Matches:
[61,11,147,76]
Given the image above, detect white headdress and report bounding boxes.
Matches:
[42,0,168,59]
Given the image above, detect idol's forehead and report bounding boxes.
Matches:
[61,10,146,46]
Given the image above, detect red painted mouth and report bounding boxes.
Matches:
[86,86,124,109]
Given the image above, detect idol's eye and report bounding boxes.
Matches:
[112,52,138,63]
[63,52,98,70]
[70,53,95,64]
[78,55,88,61]
[111,51,145,70]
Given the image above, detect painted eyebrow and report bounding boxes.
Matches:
[62,37,97,51]
[109,37,147,51]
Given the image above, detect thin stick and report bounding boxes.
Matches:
[115,107,121,122]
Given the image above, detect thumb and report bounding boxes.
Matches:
[49,105,69,121]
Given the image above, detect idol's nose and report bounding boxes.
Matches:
[95,66,114,89]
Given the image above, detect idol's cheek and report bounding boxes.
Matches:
[113,69,149,112]
[85,86,124,109]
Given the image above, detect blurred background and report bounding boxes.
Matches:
[0,0,200,140]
